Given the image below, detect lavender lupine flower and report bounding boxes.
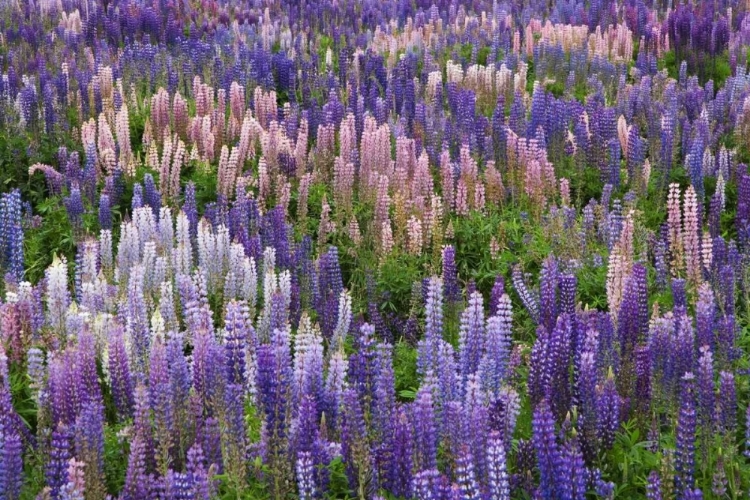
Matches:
[455,446,481,500]
[459,291,485,383]
[418,277,443,378]
[324,348,348,430]
[224,301,249,386]
[45,256,71,337]
[478,295,512,397]
[486,431,511,500]
[676,373,697,495]
[0,190,24,281]
[442,245,460,305]
[296,451,317,500]
[696,347,714,431]
[512,265,540,323]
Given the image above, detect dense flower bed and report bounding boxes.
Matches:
[0,0,750,498]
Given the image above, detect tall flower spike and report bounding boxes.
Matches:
[676,373,697,495]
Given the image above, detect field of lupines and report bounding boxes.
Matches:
[2,0,750,499]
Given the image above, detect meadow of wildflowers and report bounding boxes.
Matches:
[1,0,750,498]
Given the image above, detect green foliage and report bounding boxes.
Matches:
[23,196,75,284]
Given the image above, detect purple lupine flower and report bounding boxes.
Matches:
[578,328,600,461]
[635,344,651,415]
[559,273,577,316]
[671,278,687,316]
[108,325,134,420]
[459,291,485,383]
[186,445,212,500]
[0,420,23,500]
[696,347,714,431]
[412,468,447,500]
[646,471,662,500]
[386,406,414,497]
[442,245,460,305]
[676,373,697,495]
[373,344,396,440]
[224,301,249,386]
[143,173,162,217]
[74,401,104,493]
[618,263,648,357]
[695,284,716,353]
[412,385,438,472]
[222,383,247,481]
[712,459,728,497]
[64,185,84,228]
[489,275,505,316]
[539,256,559,333]
[717,371,736,435]
[122,434,151,500]
[532,400,559,499]
[340,388,372,494]
[46,423,72,498]
[98,194,112,231]
[596,369,620,451]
